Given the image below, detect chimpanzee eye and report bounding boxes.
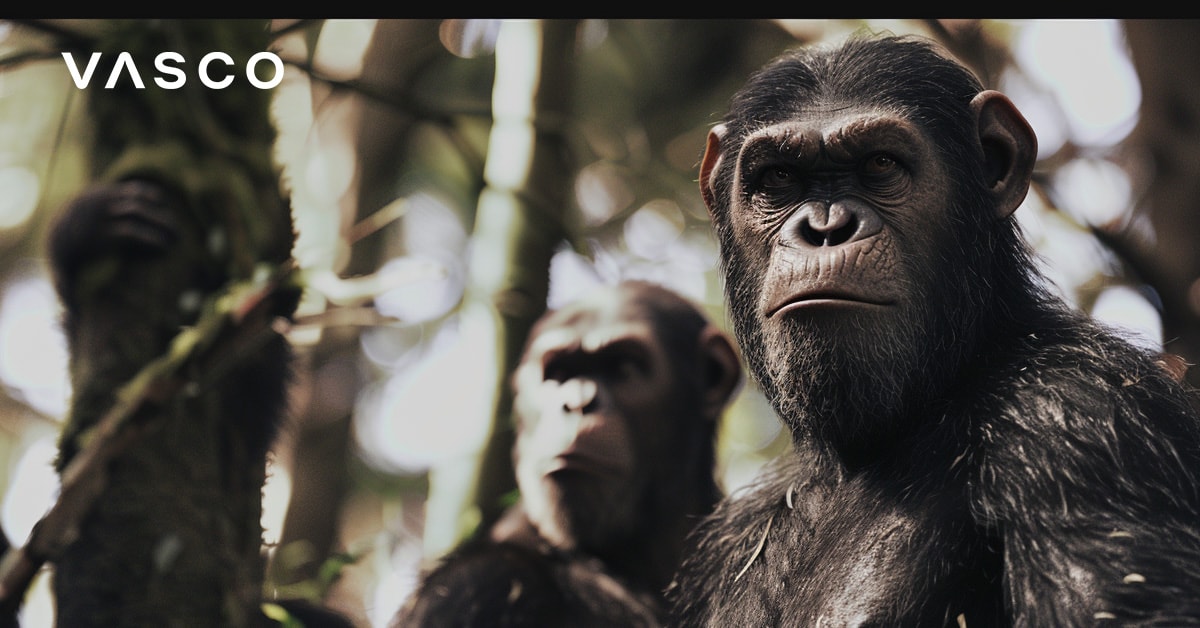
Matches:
[615,356,642,381]
[862,153,899,175]
[594,348,650,382]
[601,354,636,380]
[749,164,805,210]
[859,152,909,200]
[759,165,796,190]
[543,346,648,383]
[543,352,580,383]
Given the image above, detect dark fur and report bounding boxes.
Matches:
[395,282,739,628]
[47,179,345,627]
[48,179,288,468]
[668,34,1200,626]
[393,539,661,628]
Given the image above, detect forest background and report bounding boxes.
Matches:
[0,18,1197,627]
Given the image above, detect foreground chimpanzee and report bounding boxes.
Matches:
[667,34,1200,626]
[393,281,743,627]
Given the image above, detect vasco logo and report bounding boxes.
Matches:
[61,51,284,90]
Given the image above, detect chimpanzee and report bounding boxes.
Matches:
[393,280,743,627]
[46,179,352,627]
[666,34,1200,626]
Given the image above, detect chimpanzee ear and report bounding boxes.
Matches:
[971,90,1037,219]
[699,124,727,217]
[698,324,742,423]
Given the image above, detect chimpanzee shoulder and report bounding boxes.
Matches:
[950,311,1200,624]
[395,539,661,628]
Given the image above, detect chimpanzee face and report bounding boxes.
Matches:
[511,286,679,552]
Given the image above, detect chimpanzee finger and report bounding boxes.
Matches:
[102,179,181,255]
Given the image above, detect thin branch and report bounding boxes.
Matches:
[269,19,323,41]
[3,19,95,46]
[0,49,61,70]
[282,57,490,123]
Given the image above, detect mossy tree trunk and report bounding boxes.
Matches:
[47,19,297,627]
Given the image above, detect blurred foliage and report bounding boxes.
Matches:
[0,18,1195,627]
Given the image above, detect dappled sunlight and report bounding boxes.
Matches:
[575,160,635,227]
[547,245,605,309]
[367,534,424,628]
[1,432,57,544]
[624,200,685,261]
[1,428,59,627]
[1015,20,1140,148]
[371,193,468,324]
[289,112,358,274]
[372,256,462,324]
[1006,19,1163,352]
[0,166,39,229]
[0,19,1186,627]
[1052,157,1134,228]
[1092,284,1163,351]
[262,459,293,549]
[439,20,502,59]
[1001,69,1071,159]
[717,385,784,493]
[354,312,496,474]
[313,20,377,79]
[1017,197,1116,309]
[0,275,69,418]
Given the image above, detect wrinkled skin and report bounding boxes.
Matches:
[715,104,964,461]
[668,34,1200,627]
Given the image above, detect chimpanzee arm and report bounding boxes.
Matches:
[973,334,1200,625]
[47,177,304,626]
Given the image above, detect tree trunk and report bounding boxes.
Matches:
[424,19,579,554]
[49,19,296,627]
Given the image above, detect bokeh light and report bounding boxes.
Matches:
[354,309,496,474]
[1015,20,1140,147]
[0,276,69,418]
[1092,284,1163,351]
[0,166,40,229]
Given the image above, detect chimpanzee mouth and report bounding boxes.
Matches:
[547,453,618,477]
[769,291,893,317]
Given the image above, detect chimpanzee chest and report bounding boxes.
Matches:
[713,481,1005,627]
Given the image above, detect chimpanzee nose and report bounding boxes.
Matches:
[559,378,599,414]
[790,200,883,247]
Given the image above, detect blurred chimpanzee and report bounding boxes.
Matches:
[667,34,1200,626]
[47,179,352,627]
[393,281,743,627]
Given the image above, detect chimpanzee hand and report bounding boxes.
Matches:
[48,178,182,311]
